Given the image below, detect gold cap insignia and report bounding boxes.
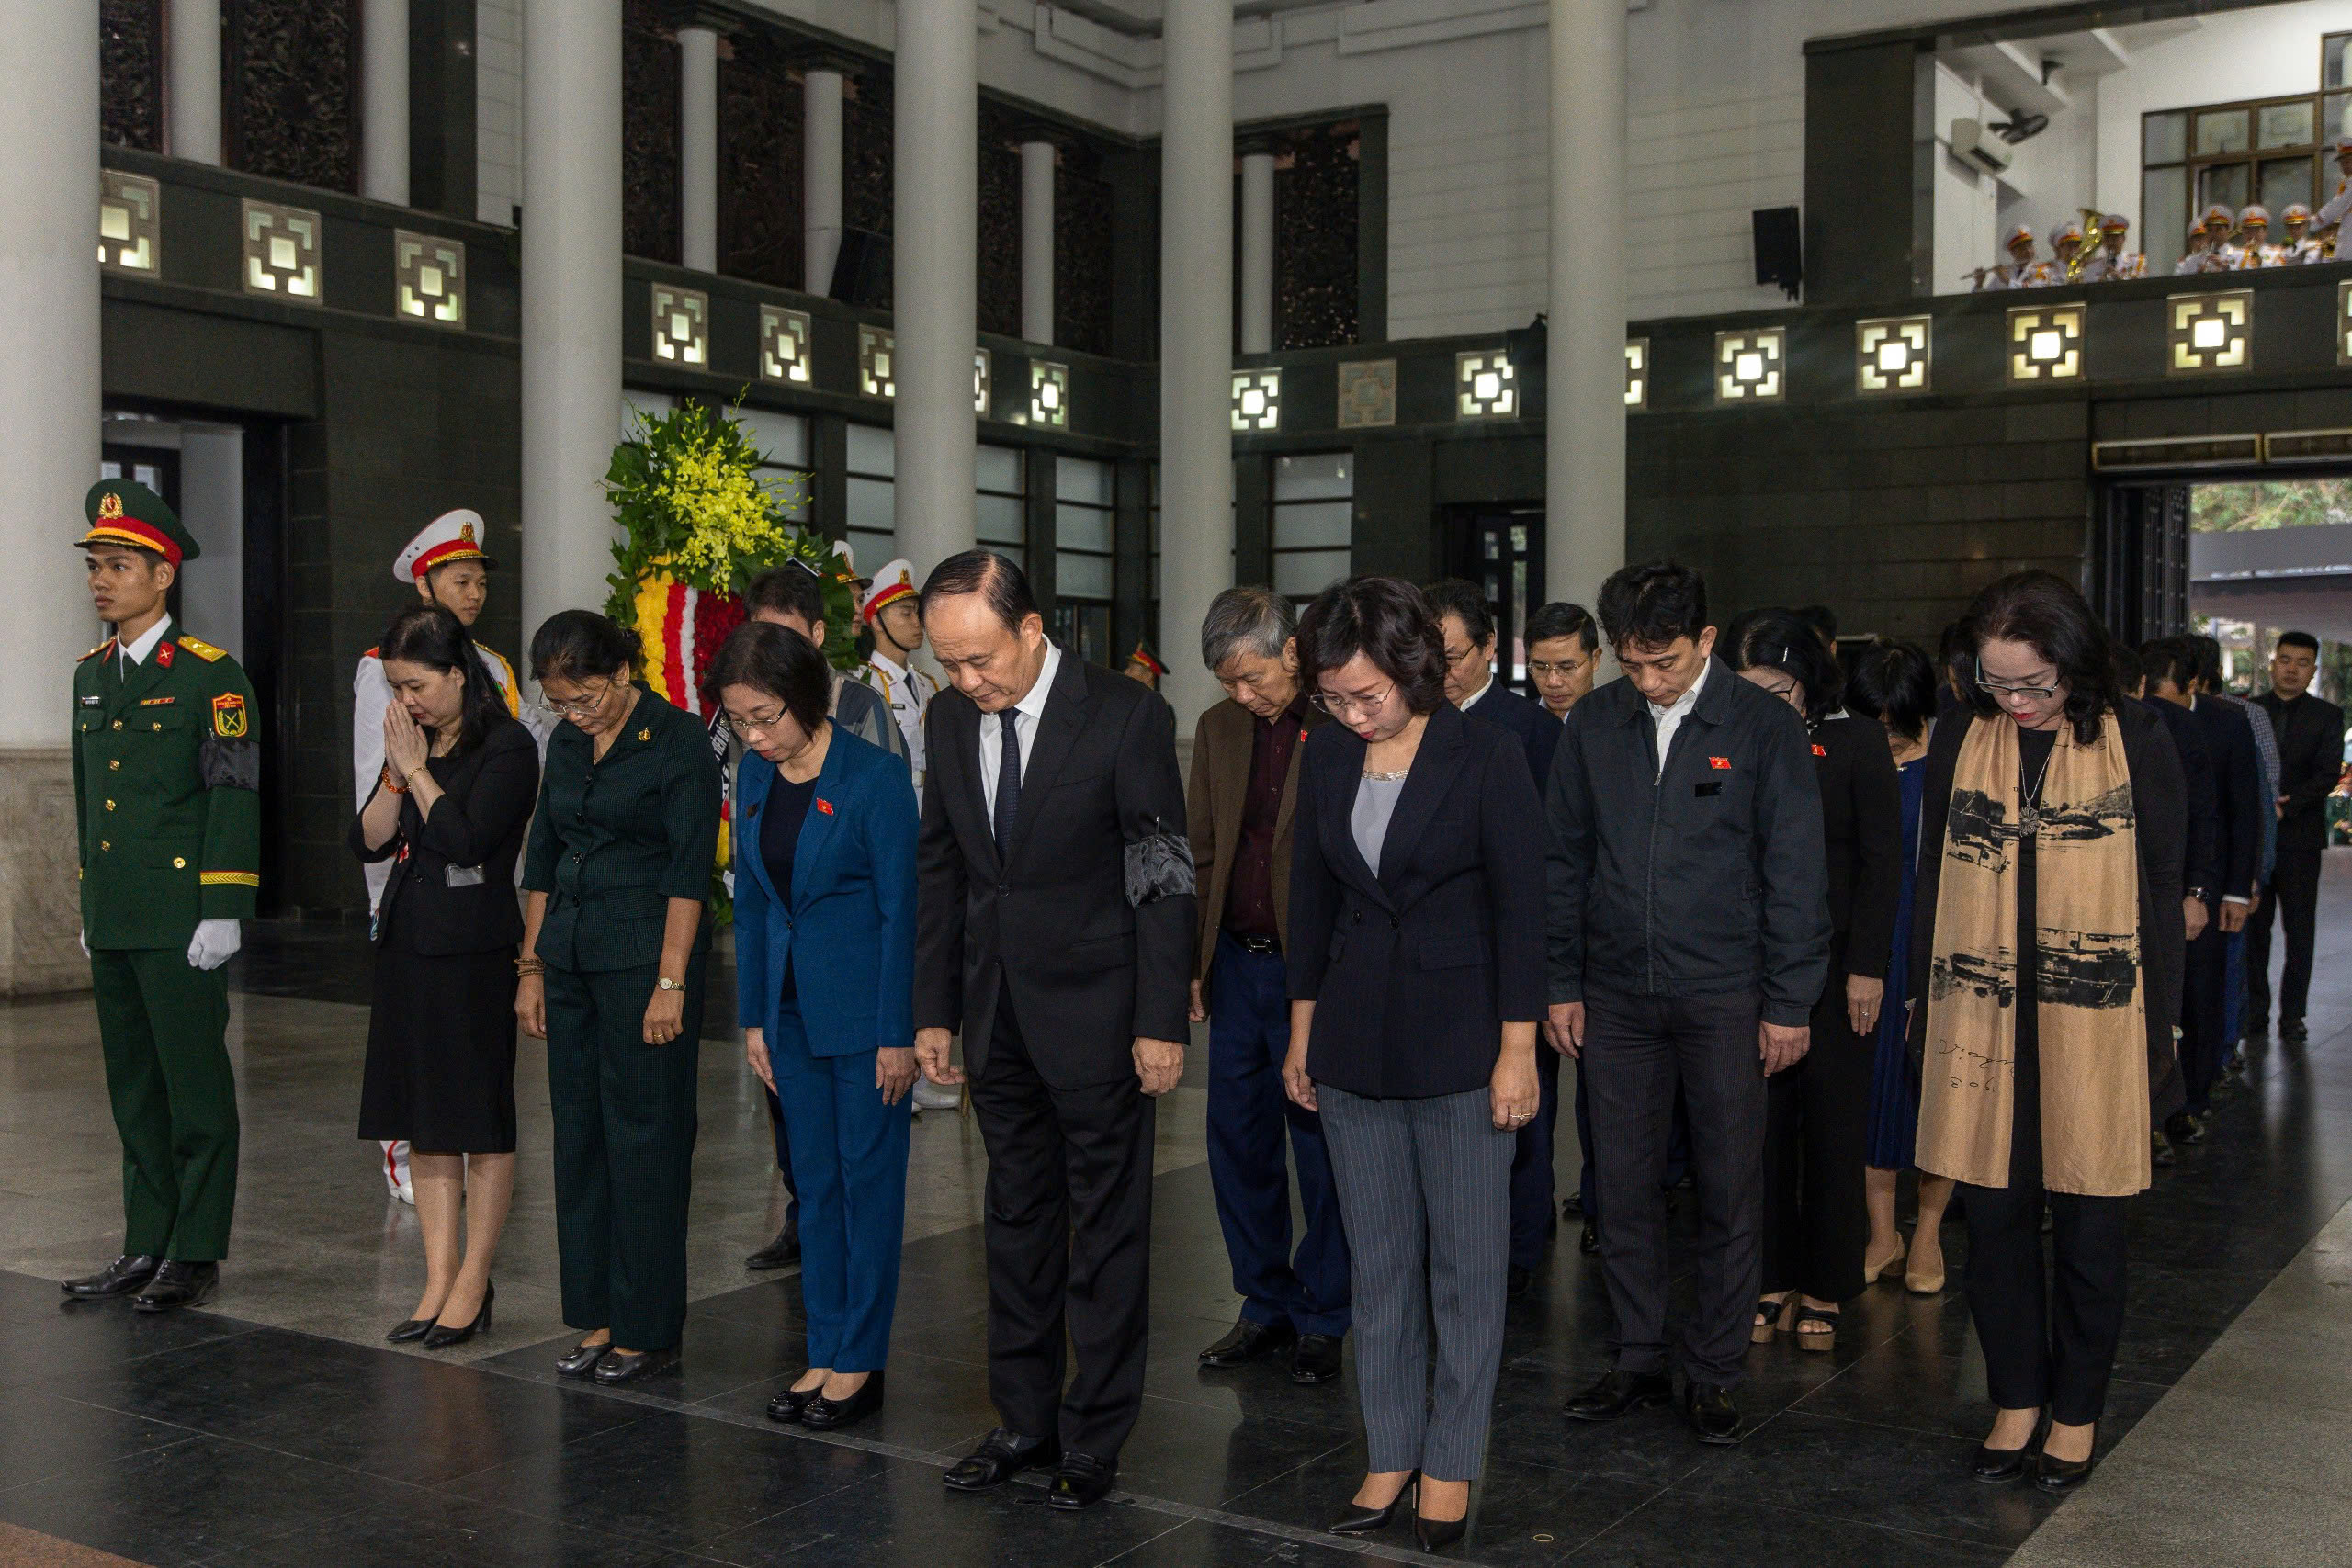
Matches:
[458,522,477,545]
[96,492,124,520]
[637,728,652,741]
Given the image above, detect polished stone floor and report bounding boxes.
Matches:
[1,854,2346,1566]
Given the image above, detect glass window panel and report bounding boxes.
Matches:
[976,492,1025,547]
[755,467,812,520]
[2194,109,2248,156]
[976,443,1023,495]
[1272,499,1352,550]
[1057,457,1114,506]
[2197,162,2250,212]
[845,423,896,477]
[733,408,809,468]
[2256,100,2314,151]
[2143,111,2187,166]
[847,527,895,572]
[2259,156,2317,217]
[2326,34,2347,91]
[2143,165,2189,273]
[846,475,895,533]
[1272,452,1353,502]
[1056,551,1114,601]
[1056,502,1114,553]
[2326,91,2350,144]
[1273,549,1351,599]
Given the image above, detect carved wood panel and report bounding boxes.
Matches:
[977,101,1023,337]
[718,29,803,289]
[224,0,358,192]
[1275,124,1361,351]
[841,72,893,310]
[622,0,681,263]
[100,0,164,152]
[1056,166,1114,356]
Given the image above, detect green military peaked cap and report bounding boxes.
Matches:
[81,478,199,565]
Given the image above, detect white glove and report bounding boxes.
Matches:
[80,930,90,959]
[187,919,242,972]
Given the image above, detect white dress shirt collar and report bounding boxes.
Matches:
[119,614,174,666]
[1457,670,1496,712]
[1647,658,1709,779]
[978,641,1063,818]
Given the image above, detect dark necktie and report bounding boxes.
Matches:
[993,709,1022,853]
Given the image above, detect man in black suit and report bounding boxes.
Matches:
[911,550,1193,1510]
[2127,644,2217,1167]
[1425,578,1563,1297]
[2144,638,2262,1141]
[2252,632,2346,1046]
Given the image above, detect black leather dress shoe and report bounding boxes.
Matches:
[593,1347,679,1385]
[745,1222,801,1270]
[424,1282,494,1349]
[1290,1333,1343,1385]
[554,1340,608,1378]
[944,1429,1058,1492]
[1562,1190,1584,1216]
[1199,1318,1295,1367]
[767,1384,821,1423]
[1506,1266,1533,1300]
[62,1254,159,1298]
[1046,1451,1116,1510]
[1565,1369,1673,1422]
[1971,1443,2031,1482]
[1683,1382,1741,1445]
[1328,1471,1417,1535]
[1579,1218,1600,1256]
[802,1370,886,1431]
[2280,1019,2309,1046]
[131,1261,217,1314]
[2035,1448,2095,1491]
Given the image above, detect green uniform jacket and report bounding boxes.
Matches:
[74,628,262,948]
[523,683,719,973]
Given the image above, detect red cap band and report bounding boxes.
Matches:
[862,581,916,623]
[82,519,182,566]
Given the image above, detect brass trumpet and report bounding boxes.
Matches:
[2064,207,2105,283]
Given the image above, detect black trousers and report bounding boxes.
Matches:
[1582,987,1766,1388]
[968,989,1155,1461]
[2178,916,2230,1114]
[1507,1046,1562,1271]
[2247,848,2322,1028]
[1758,989,1871,1302]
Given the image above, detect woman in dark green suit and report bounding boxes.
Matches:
[516,610,720,1385]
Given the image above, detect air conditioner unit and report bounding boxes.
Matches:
[1950,118,2015,175]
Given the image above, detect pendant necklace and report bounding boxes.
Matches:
[2018,736,2057,837]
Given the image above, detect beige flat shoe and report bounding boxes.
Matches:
[1861,1233,1907,1284]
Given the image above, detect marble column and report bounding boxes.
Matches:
[892,0,978,574]
[1238,145,1275,355]
[362,0,410,203]
[1158,0,1233,727]
[520,0,623,638]
[678,24,718,272]
[1020,139,1055,344]
[803,67,844,294]
[1546,0,1626,614]
[168,0,222,164]
[0,0,100,994]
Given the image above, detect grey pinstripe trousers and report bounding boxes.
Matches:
[1317,1084,1512,1481]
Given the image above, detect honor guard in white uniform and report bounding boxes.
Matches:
[2233,205,2278,267]
[2312,135,2352,243]
[2276,205,2325,264]
[1971,225,2040,292]
[351,510,544,1202]
[2079,214,2145,282]
[854,558,938,791]
[2199,205,2244,272]
[2031,218,2086,286]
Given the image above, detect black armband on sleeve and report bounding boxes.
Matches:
[200,735,261,792]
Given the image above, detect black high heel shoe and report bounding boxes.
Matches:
[2036,1427,2097,1492]
[802,1369,886,1431]
[1413,1511,1468,1553]
[424,1282,493,1349]
[1328,1471,1417,1536]
[386,1316,434,1344]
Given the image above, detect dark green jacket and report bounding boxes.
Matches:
[524,684,720,972]
[73,626,262,949]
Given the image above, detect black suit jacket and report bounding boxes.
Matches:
[349,720,540,956]
[1463,681,1560,795]
[914,650,1193,1089]
[1812,714,1904,986]
[2256,691,2346,854]
[1287,703,1546,1100]
[2187,696,2264,900]
[2140,696,2219,899]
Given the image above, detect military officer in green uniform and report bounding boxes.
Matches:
[62,479,260,1313]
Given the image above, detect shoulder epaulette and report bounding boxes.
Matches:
[80,638,116,663]
[175,635,227,662]
[361,647,380,660]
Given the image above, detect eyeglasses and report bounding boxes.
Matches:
[1973,659,2060,702]
[1527,658,1589,678]
[1311,683,1396,720]
[542,681,617,717]
[1442,643,1487,671]
[726,708,792,738]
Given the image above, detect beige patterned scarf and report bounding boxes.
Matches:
[1917,711,2149,1196]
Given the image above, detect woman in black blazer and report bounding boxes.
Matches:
[1728,610,1903,1350]
[352,605,542,1349]
[1283,577,1544,1554]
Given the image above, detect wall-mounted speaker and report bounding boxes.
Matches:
[1752,207,1803,301]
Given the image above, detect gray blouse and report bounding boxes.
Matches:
[1351,772,1409,876]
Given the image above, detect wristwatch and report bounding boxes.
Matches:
[2186,886,2210,903]
[655,976,686,992]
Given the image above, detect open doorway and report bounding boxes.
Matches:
[1441,504,1545,698]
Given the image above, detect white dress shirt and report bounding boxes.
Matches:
[118,614,173,668]
[1647,657,1709,780]
[1456,670,1496,712]
[978,641,1063,819]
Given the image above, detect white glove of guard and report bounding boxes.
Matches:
[187,919,242,972]
[80,930,91,959]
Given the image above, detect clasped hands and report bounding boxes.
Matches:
[913,1027,1186,1097]
[382,699,431,785]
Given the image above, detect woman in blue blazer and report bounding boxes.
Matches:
[707,621,919,1433]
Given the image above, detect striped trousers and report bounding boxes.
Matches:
[1318,1084,1511,1482]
